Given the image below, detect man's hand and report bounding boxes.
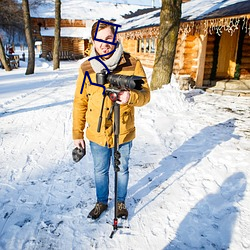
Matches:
[116,90,130,105]
[74,139,85,149]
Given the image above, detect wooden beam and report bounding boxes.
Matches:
[195,33,207,87]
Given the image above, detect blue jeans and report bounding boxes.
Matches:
[90,141,132,205]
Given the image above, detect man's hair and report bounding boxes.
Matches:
[91,20,115,41]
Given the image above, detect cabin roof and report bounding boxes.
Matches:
[30,0,151,21]
[182,0,250,21]
[40,27,91,39]
[119,0,250,32]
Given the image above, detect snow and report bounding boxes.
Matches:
[96,0,161,7]
[40,27,92,39]
[182,0,249,21]
[119,9,160,32]
[30,0,152,20]
[28,0,250,37]
[119,0,249,31]
[0,48,250,249]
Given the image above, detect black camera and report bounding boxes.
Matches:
[96,70,144,90]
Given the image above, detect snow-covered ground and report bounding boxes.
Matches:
[0,50,250,250]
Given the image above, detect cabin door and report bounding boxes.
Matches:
[216,30,239,79]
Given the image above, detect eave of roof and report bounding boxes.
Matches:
[182,0,250,21]
[40,27,91,39]
[119,0,250,32]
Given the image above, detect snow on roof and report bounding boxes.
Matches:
[119,8,160,32]
[30,0,151,21]
[92,0,161,7]
[182,0,250,21]
[40,27,91,39]
[119,0,250,32]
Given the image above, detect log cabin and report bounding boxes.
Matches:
[118,0,250,93]
[30,1,152,61]
[31,18,91,60]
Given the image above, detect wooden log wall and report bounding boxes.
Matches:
[121,39,137,54]
[183,35,198,79]
[41,37,87,59]
[32,18,86,29]
[173,34,199,80]
[134,53,156,68]
[61,38,74,52]
[121,39,156,68]
[121,32,200,78]
[72,38,88,56]
[173,34,185,75]
[41,37,53,58]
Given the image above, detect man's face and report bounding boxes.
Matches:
[93,27,116,60]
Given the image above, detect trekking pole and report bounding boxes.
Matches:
[110,101,121,238]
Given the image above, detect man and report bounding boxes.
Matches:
[72,20,150,220]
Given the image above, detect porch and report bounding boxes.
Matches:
[205,79,250,97]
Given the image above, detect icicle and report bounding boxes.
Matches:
[122,15,250,40]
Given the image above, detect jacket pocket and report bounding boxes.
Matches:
[120,106,135,134]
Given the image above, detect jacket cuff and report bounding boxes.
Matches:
[72,131,84,140]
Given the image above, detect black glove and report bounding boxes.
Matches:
[72,146,86,162]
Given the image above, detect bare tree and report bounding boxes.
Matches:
[0,37,11,71]
[0,0,24,36]
[22,0,35,75]
[151,0,182,90]
[0,0,23,71]
[53,0,61,70]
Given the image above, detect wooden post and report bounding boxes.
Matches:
[139,39,142,53]
[149,39,152,53]
[144,38,146,54]
[195,32,207,88]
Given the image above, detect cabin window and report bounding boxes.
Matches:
[137,38,156,54]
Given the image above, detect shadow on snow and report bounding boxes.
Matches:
[0,100,72,117]
[128,118,239,213]
[164,172,247,249]
[127,118,243,248]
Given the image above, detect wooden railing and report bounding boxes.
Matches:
[46,51,83,61]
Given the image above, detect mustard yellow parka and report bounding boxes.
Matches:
[72,52,150,148]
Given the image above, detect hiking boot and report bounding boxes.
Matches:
[117,202,128,219]
[87,202,108,220]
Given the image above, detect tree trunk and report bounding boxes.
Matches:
[151,0,182,90]
[53,0,61,70]
[22,0,35,75]
[0,37,11,71]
